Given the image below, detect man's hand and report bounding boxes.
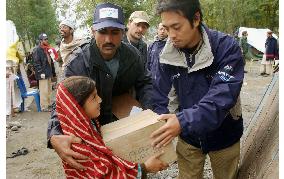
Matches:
[40,73,45,79]
[50,135,88,171]
[151,114,181,148]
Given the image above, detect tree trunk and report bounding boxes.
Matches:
[19,36,27,54]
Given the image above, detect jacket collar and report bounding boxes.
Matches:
[160,26,214,73]
[154,35,168,42]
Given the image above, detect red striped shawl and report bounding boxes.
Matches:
[56,84,138,179]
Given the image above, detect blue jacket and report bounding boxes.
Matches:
[265,36,278,60]
[147,36,167,72]
[32,45,53,80]
[152,25,244,153]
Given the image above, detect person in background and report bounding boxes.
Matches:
[59,19,83,69]
[147,22,168,72]
[26,63,38,88]
[123,11,150,67]
[150,0,244,178]
[239,30,248,73]
[33,33,53,112]
[47,2,153,171]
[260,30,278,76]
[25,52,33,64]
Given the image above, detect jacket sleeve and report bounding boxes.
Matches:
[147,43,154,71]
[47,102,63,148]
[134,55,154,110]
[33,49,43,75]
[274,39,279,60]
[152,64,173,114]
[177,39,244,137]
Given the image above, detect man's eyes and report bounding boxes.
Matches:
[173,26,180,30]
[98,31,120,35]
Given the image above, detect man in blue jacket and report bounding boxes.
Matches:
[150,0,244,178]
[147,22,168,72]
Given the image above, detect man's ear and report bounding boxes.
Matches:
[127,19,133,28]
[91,27,96,37]
[193,12,201,27]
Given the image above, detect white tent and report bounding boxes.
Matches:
[6,20,19,49]
[238,27,278,53]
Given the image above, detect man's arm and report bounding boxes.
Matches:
[147,43,154,71]
[47,103,63,148]
[134,55,154,110]
[46,44,90,170]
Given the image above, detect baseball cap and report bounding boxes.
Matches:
[59,19,75,29]
[93,2,125,30]
[39,33,48,40]
[129,11,150,26]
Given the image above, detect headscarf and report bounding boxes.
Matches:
[56,83,138,178]
[60,37,83,67]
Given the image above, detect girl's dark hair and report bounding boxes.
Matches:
[61,76,96,107]
[156,0,203,32]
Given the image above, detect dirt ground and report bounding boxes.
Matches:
[6,60,274,179]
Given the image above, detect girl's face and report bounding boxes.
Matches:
[83,89,102,119]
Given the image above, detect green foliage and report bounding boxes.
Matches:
[74,0,278,37]
[200,0,279,34]
[6,0,279,50]
[7,0,58,50]
[75,0,156,27]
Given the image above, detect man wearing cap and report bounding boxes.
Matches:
[33,33,53,112]
[47,2,154,171]
[59,19,83,69]
[123,11,150,67]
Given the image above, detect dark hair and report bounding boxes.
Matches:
[242,31,247,36]
[156,0,203,32]
[61,76,96,107]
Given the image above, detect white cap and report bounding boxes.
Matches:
[59,19,75,30]
[129,11,150,26]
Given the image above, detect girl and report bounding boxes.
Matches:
[56,76,168,178]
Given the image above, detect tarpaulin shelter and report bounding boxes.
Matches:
[238,27,278,54]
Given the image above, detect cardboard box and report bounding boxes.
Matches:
[101,110,177,163]
[112,93,141,119]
